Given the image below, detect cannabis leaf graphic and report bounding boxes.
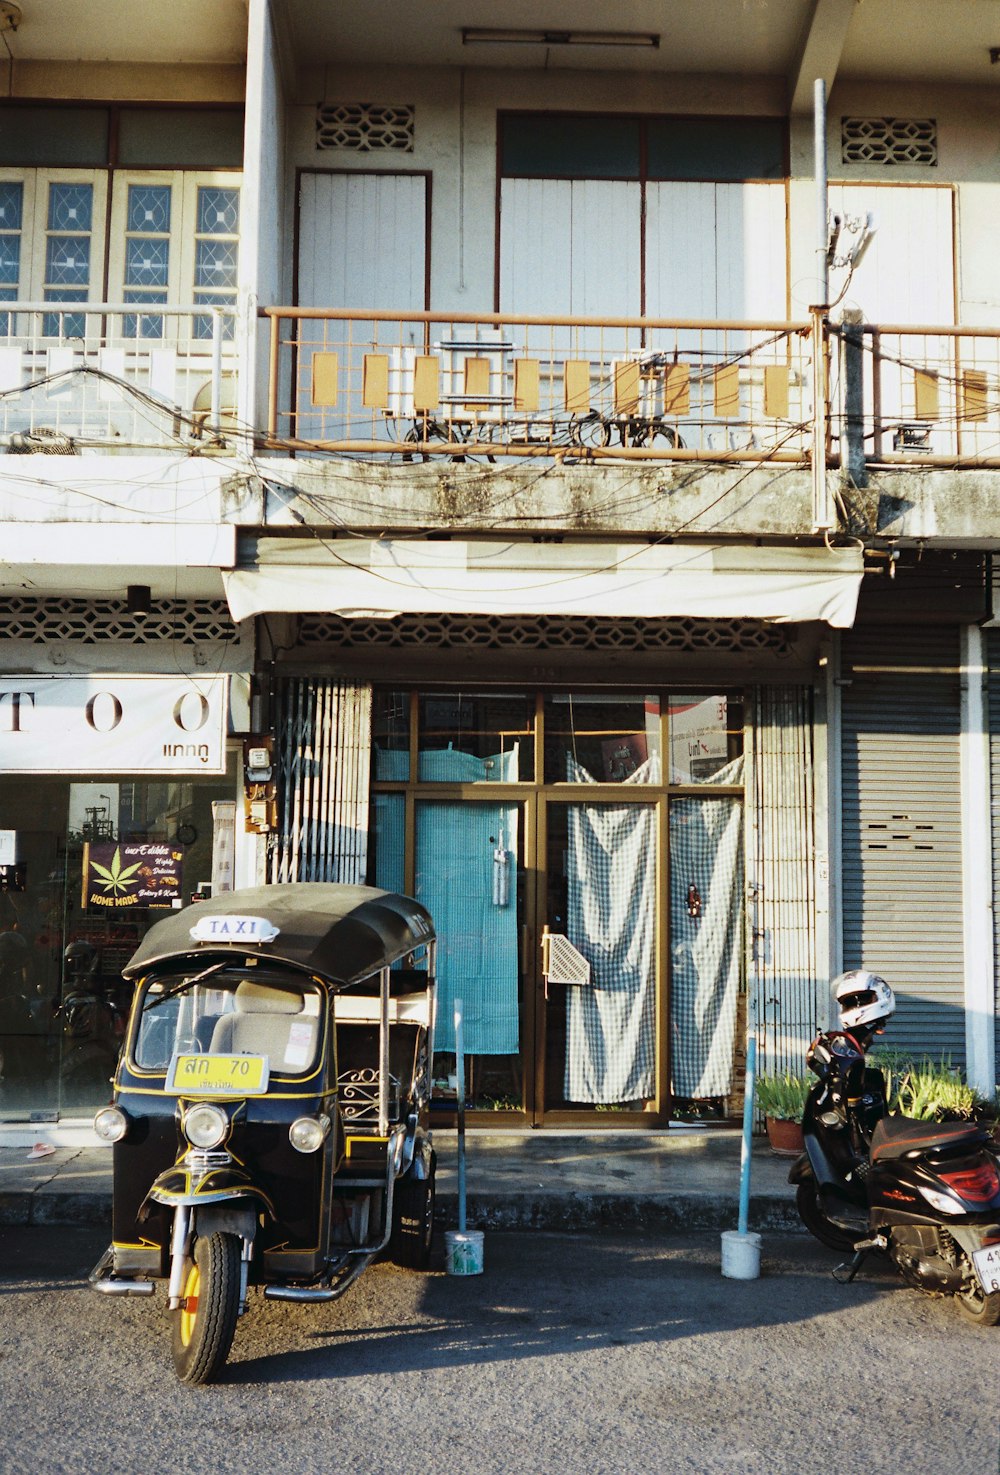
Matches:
[91,847,144,896]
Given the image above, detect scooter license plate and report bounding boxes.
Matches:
[971,1243,1000,1294]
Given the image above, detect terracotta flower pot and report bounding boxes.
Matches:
[765,1116,805,1156]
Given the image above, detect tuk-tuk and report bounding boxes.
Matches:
[88,883,437,1385]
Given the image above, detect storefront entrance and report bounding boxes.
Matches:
[0,760,237,1120]
[370,689,745,1126]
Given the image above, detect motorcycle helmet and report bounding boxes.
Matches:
[63,939,99,983]
[834,970,895,1032]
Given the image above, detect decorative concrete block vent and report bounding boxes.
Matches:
[0,596,239,646]
[316,103,415,152]
[841,117,937,167]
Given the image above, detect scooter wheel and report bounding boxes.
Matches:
[795,1177,859,1253]
[954,1278,1000,1326]
[170,1231,241,1384]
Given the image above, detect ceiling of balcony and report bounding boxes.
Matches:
[281,0,1000,92]
[9,0,1000,92]
[2,0,248,65]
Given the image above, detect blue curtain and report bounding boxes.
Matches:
[375,745,520,1055]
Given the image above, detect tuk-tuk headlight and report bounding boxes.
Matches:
[289,1114,330,1154]
[183,1102,229,1150]
[94,1106,128,1144]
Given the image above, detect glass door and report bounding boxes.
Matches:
[538,796,662,1121]
[415,796,526,1114]
[533,693,666,1124]
[369,686,746,1127]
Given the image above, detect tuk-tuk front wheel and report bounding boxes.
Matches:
[170,1231,241,1385]
[390,1154,437,1270]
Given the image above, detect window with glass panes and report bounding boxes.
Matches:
[123,183,171,339]
[193,186,239,340]
[0,180,23,333]
[0,104,242,338]
[44,181,93,337]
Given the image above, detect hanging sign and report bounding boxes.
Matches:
[0,675,228,774]
[82,841,184,910]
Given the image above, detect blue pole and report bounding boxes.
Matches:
[454,997,466,1234]
[738,1035,757,1237]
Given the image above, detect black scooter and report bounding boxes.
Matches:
[790,1029,1000,1325]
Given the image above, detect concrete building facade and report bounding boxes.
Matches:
[0,0,998,1132]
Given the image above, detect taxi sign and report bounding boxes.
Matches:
[166,1052,270,1096]
[189,913,280,945]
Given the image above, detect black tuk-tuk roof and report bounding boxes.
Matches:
[122,883,435,988]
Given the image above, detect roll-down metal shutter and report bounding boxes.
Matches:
[271,678,372,885]
[841,627,964,1064]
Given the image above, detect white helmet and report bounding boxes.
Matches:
[834,970,895,1031]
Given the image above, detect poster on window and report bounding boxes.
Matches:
[82,841,184,911]
[669,697,730,783]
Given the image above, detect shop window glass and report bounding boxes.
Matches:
[373,689,411,781]
[417,692,533,782]
[0,756,237,1120]
[543,693,661,784]
[667,694,744,783]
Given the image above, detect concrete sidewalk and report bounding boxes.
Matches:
[0,1129,801,1234]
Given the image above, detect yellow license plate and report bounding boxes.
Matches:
[165,1053,270,1096]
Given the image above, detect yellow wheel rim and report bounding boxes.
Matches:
[178,1262,201,1347]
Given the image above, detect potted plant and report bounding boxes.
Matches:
[884,1055,998,1131]
[755,1070,810,1155]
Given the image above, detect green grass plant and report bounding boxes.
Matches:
[755,1070,810,1121]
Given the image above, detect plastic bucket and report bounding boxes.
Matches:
[445,1228,484,1276]
[720,1229,761,1280]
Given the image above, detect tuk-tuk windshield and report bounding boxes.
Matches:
[132,967,324,1077]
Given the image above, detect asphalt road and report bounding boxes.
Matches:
[1,1226,998,1475]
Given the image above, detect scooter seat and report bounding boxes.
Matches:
[870,1114,987,1161]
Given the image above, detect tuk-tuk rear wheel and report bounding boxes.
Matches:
[170,1231,241,1385]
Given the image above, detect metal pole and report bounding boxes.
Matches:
[210,308,224,436]
[455,997,467,1233]
[737,1035,757,1236]
[814,78,829,312]
[379,966,390,1138]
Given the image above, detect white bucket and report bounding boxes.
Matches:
[445,1228,485,1276]
[720,1229,762,1280]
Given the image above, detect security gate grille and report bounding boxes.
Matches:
[271,678,372,884]
[747,686,822,1078]
[986,630,1000,1080]
[840,626,964,1065]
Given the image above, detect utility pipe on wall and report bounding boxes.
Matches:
[811,78,833,532]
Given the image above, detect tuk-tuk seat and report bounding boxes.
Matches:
[209,979,315,1068]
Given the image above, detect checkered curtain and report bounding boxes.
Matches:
[564,756,658,1104]
[669,756,744,1098]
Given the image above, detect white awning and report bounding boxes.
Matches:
[224,539,864,628]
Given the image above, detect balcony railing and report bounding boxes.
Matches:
[262,307,816,463]
[9,303,997,469]
[261,307,1000,471]
[0,303,237,453]
[834,323,1000,467]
